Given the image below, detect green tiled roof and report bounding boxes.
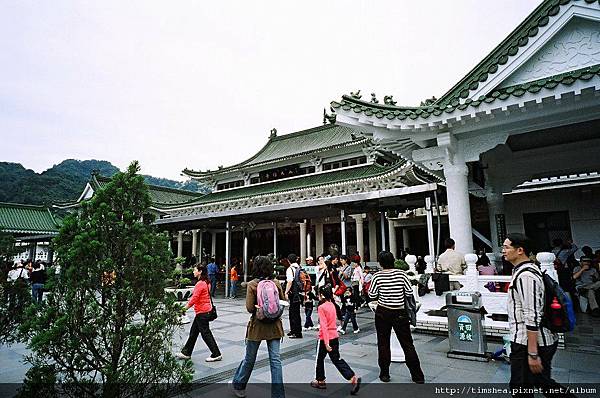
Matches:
[436,0,583,107]
[0,202,61,235]
[92,176,204,206]
[331,0,600,121]
[331,64,600,122]
[164,161,440,209]
[183,124,367,177]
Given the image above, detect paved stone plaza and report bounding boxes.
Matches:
[2,292,600,396]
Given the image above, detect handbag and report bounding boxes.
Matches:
[206,286,218,322]
[404,289,418,327]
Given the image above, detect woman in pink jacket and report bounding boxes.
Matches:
[176,264,222,361]
[311,285,361,395]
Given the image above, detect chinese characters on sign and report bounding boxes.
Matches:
[457,315,473,342]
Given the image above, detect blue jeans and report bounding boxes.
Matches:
[233,339,284,398]
[32,283,44,304]
[230,280,238,297]
[304,305,314,328]
[208,275,217,297]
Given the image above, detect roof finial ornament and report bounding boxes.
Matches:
[323,108,336,125]
[350,90,362,99]
[420,96,437,106]
[269,128,277,139]
[370,93,379,104]
[383,95,397,106]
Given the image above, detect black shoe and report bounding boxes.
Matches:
[351,377,361,395]
[412,378,425,384]
[379,375,390,383]
[592,308,600,317]
[289,334,303,339]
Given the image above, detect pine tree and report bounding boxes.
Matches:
[19,161,193,397]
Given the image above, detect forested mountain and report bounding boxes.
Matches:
[0,159,207,205]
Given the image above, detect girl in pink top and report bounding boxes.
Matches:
[176,264,222,362]
[311,285,361,395]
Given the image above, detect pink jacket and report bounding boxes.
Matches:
[317,301,338,345]
[187,280,212,314]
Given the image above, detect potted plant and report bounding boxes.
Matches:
[165,265,195,302]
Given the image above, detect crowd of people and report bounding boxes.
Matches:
[177,250,421,397]
[4,259,49,305]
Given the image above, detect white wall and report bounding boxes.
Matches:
[504,185,600,250]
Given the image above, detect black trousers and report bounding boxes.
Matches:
[289,300,302,336]
[352,285,362,309]
[375,306,424,382]
[181,312,221,357]
[316,338,355,381]
[509,342,575,398]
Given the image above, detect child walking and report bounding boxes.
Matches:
[311,285,361,395]
[339,290,360,334]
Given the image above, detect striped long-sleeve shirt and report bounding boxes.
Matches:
[368,269,412,310]
[507,262,557,346]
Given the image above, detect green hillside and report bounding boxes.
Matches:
[0,160,207,205]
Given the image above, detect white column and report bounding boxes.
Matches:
[177,231,184,258]
[191,229,199,258]
[307,230,312,257]
[273,222,278,258]
[243,232,249,282]
[380,213,387,252]
[351,214,365,263]
[402,228,410,250]
[225,222,231,297]
[198,231,204,261]
[405,254,417,273]
[444,161,473,254]
[537,252,558,281]
[425,197,435,257]
[424,255,435,273]
[315,223,324,256]
[388,219,397,258]
[211,231,217,257]
[299,220,307,265]
[368,219,378,262]
[340,210,347,255]
[464,253,479,292]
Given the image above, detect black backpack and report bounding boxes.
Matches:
[512,266,576,333]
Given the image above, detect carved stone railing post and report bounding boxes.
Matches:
[464,253,479,292]
[537,252,558,281]
[405,254,417,273]
[424,255,435,274]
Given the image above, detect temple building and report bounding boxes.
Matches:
[0,202,61,263]
[331,0,600,256]
[153,123,445,285]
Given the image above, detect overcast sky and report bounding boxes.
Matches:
[1,0,542,180]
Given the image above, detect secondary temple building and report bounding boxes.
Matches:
[154,124,445,281]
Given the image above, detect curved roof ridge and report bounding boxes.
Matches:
[183,124,369,178]
[0,201,48,210]
[436,0,564,106]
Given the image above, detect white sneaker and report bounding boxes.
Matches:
[353,329,361,334]
[205,355,222,362]
[337,326,343,332]
[314,325,320,330]
[339,329,346,335]
[175,352,191,360]
[302,327,309,332]
[229,381,246,398]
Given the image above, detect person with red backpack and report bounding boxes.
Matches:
[503,234,576,398]
[231,256,286,398]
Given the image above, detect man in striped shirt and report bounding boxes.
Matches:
[368,251,424,384]
[504,233,570,397]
